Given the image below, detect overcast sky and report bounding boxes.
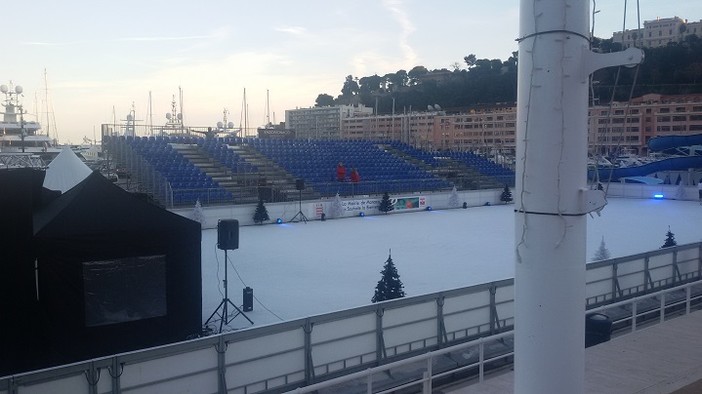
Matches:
[3,1,700,144]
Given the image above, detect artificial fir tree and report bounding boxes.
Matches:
[378,192,394,214]
[372,250,405,303]
[331,192,344,218]
[500,184,513,203]
[592,236,611,261]
[675,181,686,200]
[661,227,677,248]
[253,198,270,224]
[448,186,460,208]
[192,199,205,224]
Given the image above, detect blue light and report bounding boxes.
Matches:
[653,194,664,199]
[426,206,432,211]
[276,218,283,224]
[359,212,365,217]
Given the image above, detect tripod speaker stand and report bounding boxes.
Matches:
[290,179,308,223]
[205,220,253,333]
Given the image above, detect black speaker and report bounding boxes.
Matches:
[217,219,239,250]
[295,179,305,190]
[243,287,253,312]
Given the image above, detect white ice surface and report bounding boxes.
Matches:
[201,198,702,328]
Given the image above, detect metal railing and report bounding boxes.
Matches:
[1,242,700,394]
[285,280,702,394]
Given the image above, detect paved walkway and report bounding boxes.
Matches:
[442,311,702,393]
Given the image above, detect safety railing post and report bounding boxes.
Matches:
[366,369,373,394]
[632,300,638,332]
[479,339,485,383]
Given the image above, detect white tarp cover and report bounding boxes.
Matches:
[43,146,92,192]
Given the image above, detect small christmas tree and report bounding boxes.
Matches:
[372,250,406,303]
[448,186,460,208]
[675,181,686,200]
[192,199,205,224]
[500,184,513,203]
[661,227,677,248]
[378,192,394,214]
[592,236,611,261]
[253,198,270,224]
[331,192,344,218]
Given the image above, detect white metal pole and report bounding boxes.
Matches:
[515,1,641,393]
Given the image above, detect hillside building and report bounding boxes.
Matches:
[612,16,702,48]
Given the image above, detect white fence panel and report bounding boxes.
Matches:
[17,373,85,394]
[227,329,304,364]
[121,347,217,393]
[226,349,305,392]
[443,290,490,314]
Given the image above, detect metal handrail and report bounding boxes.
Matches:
[285,280,702,394]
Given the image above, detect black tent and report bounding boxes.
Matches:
[0,168,49,375]
[28,171,202,371]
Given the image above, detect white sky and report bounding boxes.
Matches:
[3,1,701,144]
[202,198,702,328]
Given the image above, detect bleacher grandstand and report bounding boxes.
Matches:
[103,135,515,207]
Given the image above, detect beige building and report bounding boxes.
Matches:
[433,106,517,153]
[292,94,702,156]
[342,111,442,149]
[340,105,517,153]
[588,93,702,155]
[613,16,702,48]
[285,105,373,140]
[589,94,702,155]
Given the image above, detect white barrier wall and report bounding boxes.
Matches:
[173,189,503,229]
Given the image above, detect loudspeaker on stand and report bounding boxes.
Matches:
[217,219,239,250]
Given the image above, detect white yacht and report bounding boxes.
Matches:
[0,82,60,168]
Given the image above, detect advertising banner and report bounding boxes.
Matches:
[338,195,426,213]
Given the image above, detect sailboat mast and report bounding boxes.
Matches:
[148,91,154,136]
[179,86,184,134]
[243,88,248,137]
[44,69,50,138]
[266,89,271,125]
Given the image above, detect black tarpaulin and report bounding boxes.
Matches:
[28,171,202,371]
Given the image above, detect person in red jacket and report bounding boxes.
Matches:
[336,162,346,182]
[350,168,360,183]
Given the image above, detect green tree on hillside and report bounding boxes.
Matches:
[315,93,334,107]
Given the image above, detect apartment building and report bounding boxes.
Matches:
[588,93,702,155]
[613,16,702,48]
[342,111,441,149]
[433,106,517,154]
[292,94,701,156]
[285,105,373,140]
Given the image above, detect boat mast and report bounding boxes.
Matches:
[148,91,154,136]
[44,69,50,138]
[243,88,248,137]
[266,89,271,126]
[179,86,185,134]
[514,1,642,393]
